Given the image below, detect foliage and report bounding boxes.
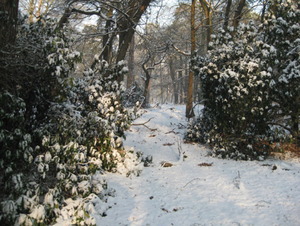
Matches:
[0,15,143,225]
[122,81,145,108]
[262,0,300,138]
[187,1,299,160]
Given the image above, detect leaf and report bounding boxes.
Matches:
[198,162,213,167]
[161,161,173,167]
[163,143,174,146]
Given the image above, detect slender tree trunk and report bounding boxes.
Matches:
[0,0,19,48]
[127,34,135,88]
[103,7,113,63]
[142,67,151,107]
[199,0,212,50]
[260,0,267,23]
[224,0,232,29]
[37,0,42,19]
[178,70,183,104]
[186,0,196,119]
[28,0,35,23]
[169,57,178,104]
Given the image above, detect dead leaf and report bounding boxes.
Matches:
[163,143,175,146]
[198,162,213,167]
[149,134,156,137]
[184,140,195,144]
[261,164,272,166]
[161,161,173,167]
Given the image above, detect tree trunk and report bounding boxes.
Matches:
[232,0,246,32]
[116,0,152,63]
[57,7,72,30]
[102,7,113,63]
[186,0,196,119]
[142,66,151,107]
[127,34,135,88]
[169,57,178,104]
[260,0,267,23]
[224,0,232,29]
[0,0,19,48]
[28,0,35,23]
[199,0,212,50]
[37,0,42,19]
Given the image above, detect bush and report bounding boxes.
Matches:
[187,21,275,160]
[122,81,145,109]
[262,1,300,139]
[0,16,143,225]
[187,1,300,160]
[187,0,300,160]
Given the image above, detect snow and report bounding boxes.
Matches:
[94,104,300,226]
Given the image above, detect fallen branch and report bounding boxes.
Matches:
[131,117,157,131]
[165,129,180,134]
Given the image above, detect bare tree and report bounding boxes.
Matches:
[20,0,60,22]
[56,0,153,79]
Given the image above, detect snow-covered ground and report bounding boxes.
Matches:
[100,104,300,226]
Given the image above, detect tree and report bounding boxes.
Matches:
[20,0,62,22]
[56,0,153,80]
[186,0,196,118]
[0,0,19,47]
[127,34,135,88]
[198,0,213,48]
[232,0,246,34]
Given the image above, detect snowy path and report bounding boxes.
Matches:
[100,105,300,226]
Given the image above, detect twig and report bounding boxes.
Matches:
[165,129,180,134]
[181,178,202,190]
[131,117,157,131]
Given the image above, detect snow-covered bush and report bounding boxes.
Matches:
[261,1,300,139]
[122,81,145,108]
[187,21,274,160]
[187,1,299,160]
[0,15,143,225]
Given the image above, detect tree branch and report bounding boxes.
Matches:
[131,117,157,131]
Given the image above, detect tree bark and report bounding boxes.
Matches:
[169,57,178,104]
[224,0,232,29]
[142,63,151,107]
[232,0,246,32]
[116,0,152,62]
[127,34,135,88]
[186,0,196,119]
[28,0,35,23]
[0,0,19,48]
[199,0,212,50]
[37,0,42,19]
[102,7,113,63]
